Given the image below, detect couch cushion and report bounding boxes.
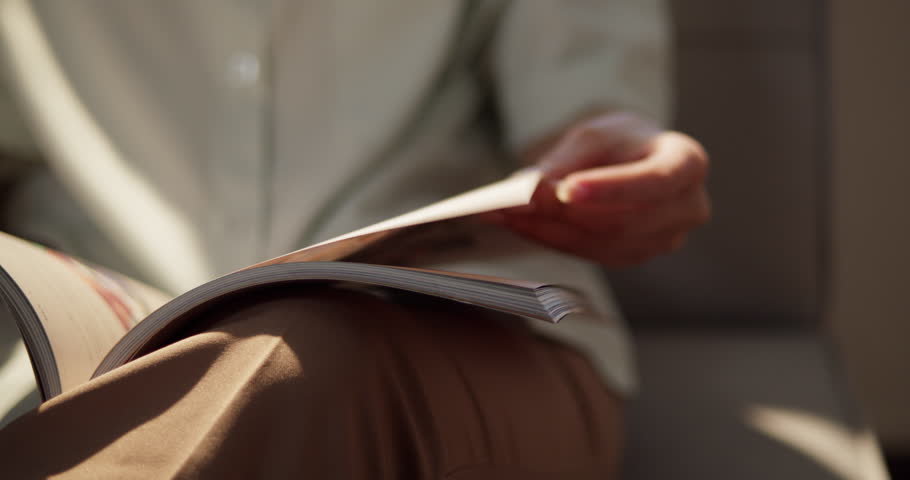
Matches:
[624,331,889,479]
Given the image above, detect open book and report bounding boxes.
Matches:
[0,169,591,401]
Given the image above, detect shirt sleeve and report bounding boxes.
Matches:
[0,61,41,182]
[491,0,671,152]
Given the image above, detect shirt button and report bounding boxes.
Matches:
[227,52,260,87]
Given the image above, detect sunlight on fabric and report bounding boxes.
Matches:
[746,405,890,480]
[0,0,213,294]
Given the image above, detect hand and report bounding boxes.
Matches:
[496,112,711,267]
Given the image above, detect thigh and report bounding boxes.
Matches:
[391,298,623,478]
[242,288,624,478]
[0,286,622,479]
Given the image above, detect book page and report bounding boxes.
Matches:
[0,233,171,395]
[251,168,542,268]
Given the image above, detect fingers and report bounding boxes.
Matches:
[509,112,711,267]
[557,132,709,205]
[605,187,711,239]
[530,186,710,237]
[502,214,689,267]
[502,215,600,259]
[499,187,710,267]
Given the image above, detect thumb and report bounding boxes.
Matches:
[536,114,660,179]
[537,126,617,180]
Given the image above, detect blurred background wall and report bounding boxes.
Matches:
[829,0,910,453]
[664,0,909,460]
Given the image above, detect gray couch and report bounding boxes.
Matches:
[617,1,889,478]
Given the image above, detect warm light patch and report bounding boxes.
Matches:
[746,405,889,480]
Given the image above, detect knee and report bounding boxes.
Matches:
[200,286,408,388]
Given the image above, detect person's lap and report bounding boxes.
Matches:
[0,286,621,479]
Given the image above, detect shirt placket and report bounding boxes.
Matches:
[207,6,272,273]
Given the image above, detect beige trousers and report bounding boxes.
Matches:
[0,287,621,479]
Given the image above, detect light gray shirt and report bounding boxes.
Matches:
[0,0,670,397]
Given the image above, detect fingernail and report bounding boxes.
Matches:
[556,180,592,203]
[556,181,572,203]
